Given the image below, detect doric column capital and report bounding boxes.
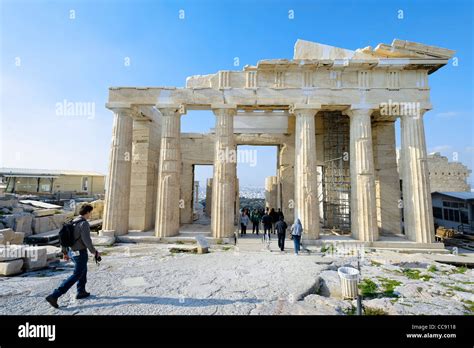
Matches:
[156,104,186,116]
[344,107,376,118]
[106,102,136,117]
[211,104,237,116]
[289,103,321,116]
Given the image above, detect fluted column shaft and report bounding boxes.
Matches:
[400,111,434,243]
[103,108,133,236]
[348,109,378,242]
[211,107,237,239]
[294,108,320,239]
[155,107,183,237]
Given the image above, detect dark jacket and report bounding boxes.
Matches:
[250,211,261,223]
[261,214,272,227]
[61,216,97,254]
[275,220,288,235]
[277,211,284,221]
[269,211,279,223]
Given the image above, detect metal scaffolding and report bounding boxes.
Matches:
[322,112,351,232]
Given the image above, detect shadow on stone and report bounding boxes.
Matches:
[62,295,262,311]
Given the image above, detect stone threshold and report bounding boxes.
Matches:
[115,231,448,254]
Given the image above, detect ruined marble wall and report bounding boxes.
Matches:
[427,153,471,192]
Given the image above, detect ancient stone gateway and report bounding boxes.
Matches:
[102,39,454,248]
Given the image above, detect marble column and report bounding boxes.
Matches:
[293,107,320,239]
[155,106,184,237]
[205,178,213,217]
[279,136,295,224]
[234,178,240,225]
[102,107,134,236]
[347,108,378,242]
[264,176,278,210]
[400,110,434,243]
[211,106,237,239]
[193,180,200,213]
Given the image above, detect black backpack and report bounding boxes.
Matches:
[59,218,81,247]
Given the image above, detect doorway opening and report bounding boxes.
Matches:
[236,145,278,237]
[193,164,213,225]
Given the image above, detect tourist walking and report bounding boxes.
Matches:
[291,218,303,255]
[275,216,288,252]
[46,204,100,308]
[277,208,284,221]
[269,208,278,234]
[240,210,250,236]
[250,209,260,235]
[261,210,272,244]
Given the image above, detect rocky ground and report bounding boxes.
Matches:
[0,242,472,315]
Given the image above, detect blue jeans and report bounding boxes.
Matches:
[51,249,88,298]
[293,235,301,254]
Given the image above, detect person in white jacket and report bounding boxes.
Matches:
[239,210,250,236]
[291,218,303,255]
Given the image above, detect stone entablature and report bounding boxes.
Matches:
[186,66,433,91]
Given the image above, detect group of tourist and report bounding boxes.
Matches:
[239,207,303,255]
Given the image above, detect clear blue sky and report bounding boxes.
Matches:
[1,0,473,187]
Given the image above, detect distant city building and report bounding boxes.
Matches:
[431,191,474,233]
[427,152,471,192]
[0,168,105,195]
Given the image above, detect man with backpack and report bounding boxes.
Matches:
[46,204,100,308]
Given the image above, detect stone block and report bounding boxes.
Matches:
[100,230,115,237]
[195,235,210,254]
[0,259,24,276]
[44,246,62,260]
[22,246,48,271]
[0,228,15,243]
[32,217,52,234]
[0,198,18,208]
[51,212,73,226]
[13,214,33,236]
[319,270,342,298]
[19,204,35,213]
[33,209,56,217]
[32,212,71,234]
[11,232,25,245]
[92,236,115,246]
